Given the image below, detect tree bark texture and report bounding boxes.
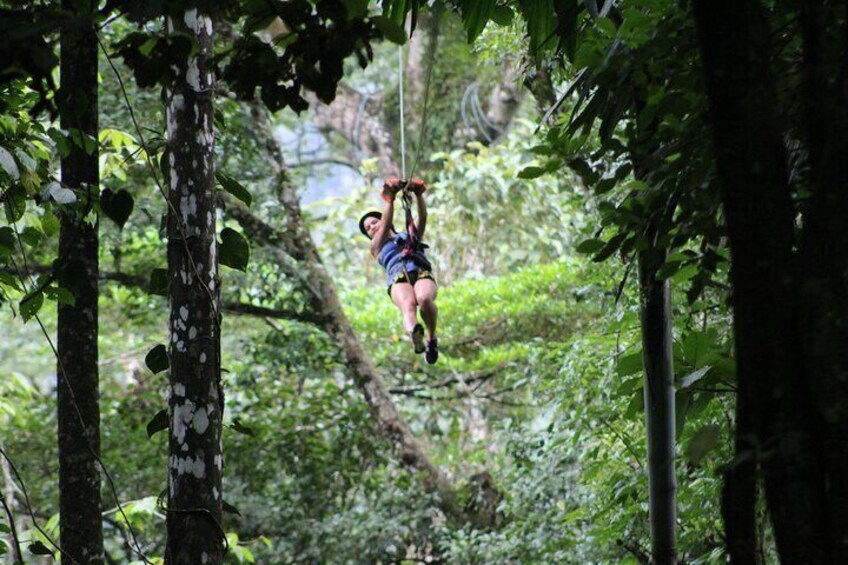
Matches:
[693,1,829,562]
[58,2,103,562]
[164,9,224,565]
[638,251,677,565]
[797,2,848,559]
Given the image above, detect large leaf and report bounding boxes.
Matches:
[145,344,169,374]
[101,188,134,229]
[520,0,558,63]
[372,15,407,44]
[678,365,712,389]
[28,541,53,556]
[20,290,43,322]
[148,268,169,296]
[0,146,20,180]
[146,408,169,438]
[686,424,721,466]
[219,228,250,272]
[216,172,252,207]
[458,0,496,42]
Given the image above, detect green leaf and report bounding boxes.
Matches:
[219,228,250,272]
[490,5,514,26]
[146,408,169,438]
[0,227,15,257]
[679,365,712,389]
[458,0,496,42]
[148,268,169,296]
[517,166,546,179]
[101,188,134,229]
[46,181,76,204]
[593,232,627,263]
[41,211,60,237]
[616,352,643,377]
[0,272,21,291]
[521,0,558,62]
[4,185,26,223]
[20,290,43,322]
[0,146,20,180]
[343,0,370,18]
[216,172,252,207]
[575,238,605,254]
[372,15,407,44]
[686,424,721,466]
[0,522,9,533]
[28,541,53,556]
[20,226,42,247]
[145,344,169,374]
[223,500,242,516]
[44,285,76,306]
[230,417,255,436]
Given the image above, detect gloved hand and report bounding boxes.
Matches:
[408,178,427,195]
[381,177,405,202]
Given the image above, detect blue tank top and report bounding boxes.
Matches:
[377,233,432,285]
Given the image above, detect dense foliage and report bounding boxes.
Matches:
[3,0,846,563]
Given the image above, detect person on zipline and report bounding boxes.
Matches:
[359,177,439,364]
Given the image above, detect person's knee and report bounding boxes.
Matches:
[399,295,418,312]
[417,294,435,310]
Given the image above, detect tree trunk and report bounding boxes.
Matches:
[797,2,848,559]
[638,249,677,565]
[163,8,224,564]
[693,1,829,562]
[57,2,103,562]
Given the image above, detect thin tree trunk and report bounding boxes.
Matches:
[638,248,677,565]
[693,1,829,562]
[58,2,103,562]
[164,8,223,564]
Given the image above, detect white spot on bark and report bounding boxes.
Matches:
[193,406,209,434]
[180,306,189,321]
[172,399,196,445]
[186,57,201,91]
[184,8,198,31]
[202,552,209,564]
[174,383,186,397]
[176,340,186,352]
[212,487,219,500]
[171,331,178,343]
[200,352,207,364]
[203,16,212,35]
[214,454,223,470]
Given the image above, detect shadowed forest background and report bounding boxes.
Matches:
[0,1,846,564]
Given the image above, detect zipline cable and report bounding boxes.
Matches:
[398,44,406,179]
[396,3,442,184]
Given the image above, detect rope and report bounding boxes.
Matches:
[398,45,406,179]
[395,4,442,183]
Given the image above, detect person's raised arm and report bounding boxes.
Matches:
[410,178,427,239]
[371,178,402,258]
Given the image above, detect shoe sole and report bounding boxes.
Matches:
[425,339,439,364]
[411,324,425,354]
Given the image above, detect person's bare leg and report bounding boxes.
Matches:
[391,283,419,334]
[414,279,438,340]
